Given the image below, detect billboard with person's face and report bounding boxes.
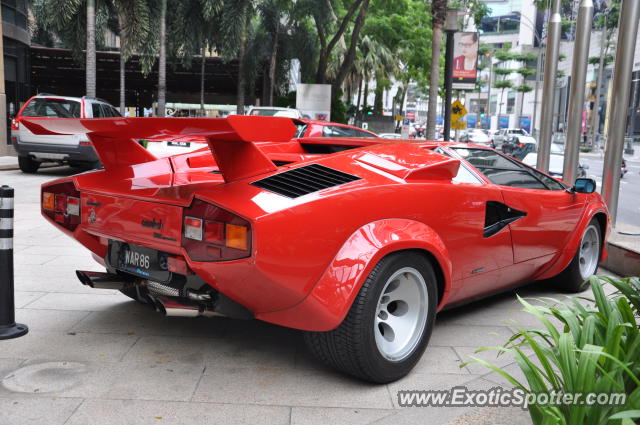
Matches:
[453,32,479,88]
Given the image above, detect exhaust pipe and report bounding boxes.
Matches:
[76,270,131,290]
[153,296,219,318]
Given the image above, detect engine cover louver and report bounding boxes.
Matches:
[251,164,361,198]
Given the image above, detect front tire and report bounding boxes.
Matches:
[550,219,601,293]
[18,156,40,173]
[304,252,438,383]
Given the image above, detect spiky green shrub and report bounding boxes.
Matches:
[465,276,640,425]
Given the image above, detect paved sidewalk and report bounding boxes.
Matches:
[0,167,618,425]
[0,155,18,170]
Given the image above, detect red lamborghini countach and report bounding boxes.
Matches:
[26,116,608,383]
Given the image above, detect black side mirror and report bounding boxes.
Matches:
[572,178,596,194]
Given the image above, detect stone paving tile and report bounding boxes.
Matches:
[123,332,298,370]
[429,324,514,348]
[0,359,205,402]
[387,373,481,409]
[291,407,395,425]
[15,276,116,294]
[383,377,510,424]
[19,244,89,256]
[0,331,138,363]
[441,406,532,425]
[0,396,83,425]
[0,359,27,379]
[13,291,47,308]
[65,399,291,425]
[15,308,90,333]
[71,307,229,338]
[25,292,131,312]
[13,253,59,266]
[453,345,526,376]
[193,366,394,409]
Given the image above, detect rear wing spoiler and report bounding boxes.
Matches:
[20,116,297,183]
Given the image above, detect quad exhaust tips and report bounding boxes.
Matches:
[152,295,219,318]
[76,270,130,290]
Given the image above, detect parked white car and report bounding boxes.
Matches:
[494,128,536,148]
[247,106,303,118]
[522,144,588,180]
[11,94,120,173]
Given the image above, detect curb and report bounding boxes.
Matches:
[0,163,63,171]
[602,241,640,277]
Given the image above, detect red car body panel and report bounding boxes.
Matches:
[28,117,609,332]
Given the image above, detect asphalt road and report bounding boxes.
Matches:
[580,153,640,228]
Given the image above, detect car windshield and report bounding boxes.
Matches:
[21,98,81,118]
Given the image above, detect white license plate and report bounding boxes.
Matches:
[32,152,67,160]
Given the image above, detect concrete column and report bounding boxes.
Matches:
[537,0,562,172]
[601,0,640,226]
[0,8,8,157]
[562,0,593,184]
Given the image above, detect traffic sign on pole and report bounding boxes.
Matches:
[451,100,467,122]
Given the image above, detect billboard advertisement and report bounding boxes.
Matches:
[452,32,478,90]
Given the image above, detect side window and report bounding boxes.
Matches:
[105,106,119,117]
[352,129,377,138]
[100,104,113,117]
[91,103,104,118]
[435,147,483,184]
[452,147,555,190]
[322,126,351,137]
[479,168,547,189]
[294,124,308,138]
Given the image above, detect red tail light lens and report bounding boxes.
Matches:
[42,182,81,231]
[10,119,19,131]
[182,199,251,261]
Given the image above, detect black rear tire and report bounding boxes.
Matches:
[18,156,40,173]
[304,251,438,383]
[549,219,601,293]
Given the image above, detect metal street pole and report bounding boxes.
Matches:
[487,54,493,129]
[443,30,455,141]
[601,0,640,226]
[562,0,594,184]
[532,52,542,139]
[589,14,607,149]
[537,0,562,173]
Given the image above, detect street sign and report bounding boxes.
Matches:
[451,100,467,122]
[451,120,467,130]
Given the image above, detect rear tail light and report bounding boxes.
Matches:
[10,119,19,131]
[42,182,81,231]
[182,199,251,261]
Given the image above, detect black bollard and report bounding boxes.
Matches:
[0,185,28,339]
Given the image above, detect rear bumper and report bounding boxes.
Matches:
[13,138,99,162]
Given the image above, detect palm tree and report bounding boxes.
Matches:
[167,0,222,114]
[426,0,447,140]
[218,0,256,114]
[86,0,96,97]
[156,0,167,116]
[357,35,394,115]
[112,0,151,113]
[32,0,111,97]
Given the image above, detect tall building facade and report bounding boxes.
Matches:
[2,0,30,155]
[465,0,540,132]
